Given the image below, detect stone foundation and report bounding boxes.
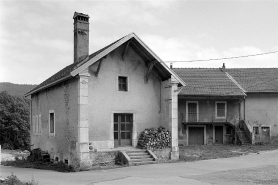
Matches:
[89,151,118,166]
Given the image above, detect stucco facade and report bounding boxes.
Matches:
[241,93,278,137]
[87,44,171,150]
[178,98,240,145]
[30,78,79,165]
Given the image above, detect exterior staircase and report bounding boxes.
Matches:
[236,128,251,145]
[119,149,158,166]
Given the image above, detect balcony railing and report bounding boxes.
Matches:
[182,113,228,123]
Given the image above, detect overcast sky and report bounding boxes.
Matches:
[0,0,277,84]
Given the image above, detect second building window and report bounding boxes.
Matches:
[118,76,128,91]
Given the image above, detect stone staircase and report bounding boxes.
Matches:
[119,149,158,166]
[236,128,251,145]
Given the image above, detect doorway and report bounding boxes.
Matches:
[214,126,223,144]
[114,113,133,147]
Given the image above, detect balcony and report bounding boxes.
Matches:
[182,113,229,125]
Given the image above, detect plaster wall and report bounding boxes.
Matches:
[177,98,239,145]
[244,93,278,136]
[87,45,170,149]
[31,78,79,164]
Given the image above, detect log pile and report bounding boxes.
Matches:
[137,127,171,150]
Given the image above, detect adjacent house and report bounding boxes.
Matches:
[25,12,185,168]
[173,66,278,145]
[173,66,246,146]
[227,68,278,143]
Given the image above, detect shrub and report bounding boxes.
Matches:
[0,174,38,185]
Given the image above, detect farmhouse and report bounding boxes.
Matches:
[173,66,278,145]
[25,12,185,168]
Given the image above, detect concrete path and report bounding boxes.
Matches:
[1,150,277,185]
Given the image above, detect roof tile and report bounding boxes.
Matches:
[173,68,245,96]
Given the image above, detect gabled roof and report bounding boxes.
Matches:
[226,68,278,93]
[173,68,246,96]
[25,33,185,97]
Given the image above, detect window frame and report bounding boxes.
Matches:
[117,76,129,92]
[215,101,227,119]
[226,126,232,135]
[39,114,42,135]
[185,101,199,122]
[49,110,55,136]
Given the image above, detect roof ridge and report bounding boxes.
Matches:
[225,72,246,95]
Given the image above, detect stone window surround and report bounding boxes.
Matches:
[185,101,199,122]
[111,111,136,148]
[49,110,55,137]
[117,75,130,92]
[215,101,227,119]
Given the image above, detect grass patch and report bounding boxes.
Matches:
[2,157,75,172]
[0,174,38,185]
[179,141,278,162]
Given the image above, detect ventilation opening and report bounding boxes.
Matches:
[77,16,88,22]
[64,159,68,164]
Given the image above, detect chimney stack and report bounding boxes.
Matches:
[222,63,226,72]
[73,12,90,63]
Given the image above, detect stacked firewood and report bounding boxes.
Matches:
[137,127,171,150]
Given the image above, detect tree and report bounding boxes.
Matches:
[0,91,30,149]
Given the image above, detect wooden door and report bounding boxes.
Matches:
[188,103,197,122]
[188,127,204,145]
[114,114,132,147]
[215,126,223,144]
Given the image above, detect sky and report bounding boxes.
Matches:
[0,0,277,84]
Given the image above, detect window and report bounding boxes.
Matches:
[36,115,39,134]
[226,126,232,135]
[39,114,42,134]
[49,111,55,136]
[32,116,36,134]
[253,126,259,135]
[215,101,227,118]
[118,76,128,91]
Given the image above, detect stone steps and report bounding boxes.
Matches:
[120,149,157,166]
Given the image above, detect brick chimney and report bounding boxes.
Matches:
[73,12,90,63]
[222,63,226,72]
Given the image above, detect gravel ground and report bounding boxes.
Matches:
[185,165,278,185]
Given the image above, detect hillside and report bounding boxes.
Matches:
[0,82,37,97]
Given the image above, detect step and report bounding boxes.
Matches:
[127,151,148,155]
[126,150,147,154]
[129,161,158,166]
[128,154,151,158]
[130,158,154,162]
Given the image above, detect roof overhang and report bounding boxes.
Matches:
[70,33,186,86]
[25,75,72,97]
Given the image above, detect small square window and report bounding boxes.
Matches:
[118,76,128,91]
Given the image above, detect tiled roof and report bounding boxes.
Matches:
[226,68,278,93]
[26,37,123,96]
[173,68,246,96]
